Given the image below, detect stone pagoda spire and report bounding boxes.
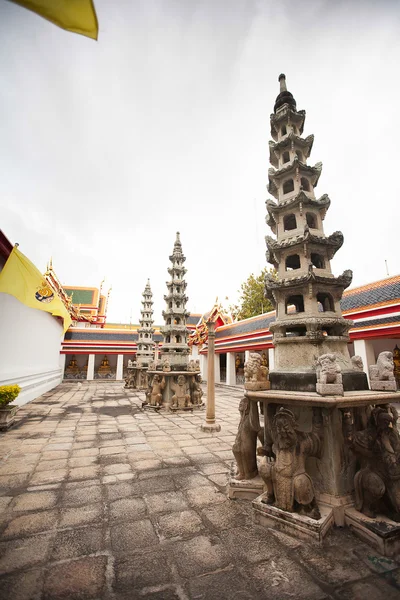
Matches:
[160,232,190,367]
[265,74,367,391]
[136,279,155,367]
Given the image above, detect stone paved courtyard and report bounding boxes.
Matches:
[0,382,399,600]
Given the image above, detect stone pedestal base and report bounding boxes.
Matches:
[370,380,397,392]
[200,422,221,433]
[252,492,334,544]
[316,382,343,396]
[245,382,270,392]
[228,474,264,500]
[344,507,400,557]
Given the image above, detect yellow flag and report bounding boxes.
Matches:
[0,247,72,333]
[11,0,98,40]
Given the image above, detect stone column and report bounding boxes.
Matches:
[87,354,95,381]
[200,354,208,381]
[354,339,375,385]
[116,354,124,380]
[226,352,236,386]
[154,344,160,361]
[268,347,275,371]
[214,354,221,384]
[201,320,221,432]
[245,350,251,363]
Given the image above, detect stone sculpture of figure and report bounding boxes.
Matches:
[188,360,197,372]
[162,359,171,372]
[232,397,262,480]
[127,359,133,368]
[259,407,323,519]
[190,374,203,406]
[316,353,342,384]
[244,353,269,383]
[148,360,156,371]
[351,355,364,372]
[148,374,165,407]
[316,353,343,395]
[347,406,400,518]
[171,375,191,409]
[369,352,396,391]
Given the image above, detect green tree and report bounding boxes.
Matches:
[230,268,276,321]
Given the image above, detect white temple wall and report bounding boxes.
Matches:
[0,293,64,406]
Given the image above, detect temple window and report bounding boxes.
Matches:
[281,125,287,136]
[306,212,317,228]
[169,302,172,309]
[283,213,297,231]
[311,253,325,269]
[283,179,294,194]
[174,318,181,325]
[176,335,181,343]
[317,292,334,312]
[292,124,297,133]
[285,325,306,337]
[166,336,171,343]
[176,302,181,308]
[296,150,303,161]
[285,254,301,270]
[301,177,310,191]
[286,295,304,313]
[282,151,290,164]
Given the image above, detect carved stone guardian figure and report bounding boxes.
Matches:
[369,352,397,391]
[316,353,343,396]
[347,406,400,518]
[190,374,203,406]
[244,353,270,391]
[232,397,263,480]
[148,374,166,407]
[171,375,191,409]
[259,407,323,519]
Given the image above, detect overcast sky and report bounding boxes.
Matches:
[1,0,399,324]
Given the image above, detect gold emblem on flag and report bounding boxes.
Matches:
[35,281,54,304]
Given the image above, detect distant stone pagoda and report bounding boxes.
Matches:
[160,232,191,368]
[265,74,367,392]
[136,279,155,368]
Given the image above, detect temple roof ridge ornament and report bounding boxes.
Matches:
[274,73,297,113]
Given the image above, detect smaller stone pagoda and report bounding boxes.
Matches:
[125,280,155,390]
[144,232,203,411]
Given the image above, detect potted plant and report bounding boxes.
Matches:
[0,385,21,429]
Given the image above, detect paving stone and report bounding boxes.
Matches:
[3,509,58,538]
[43,555,107,599]
[114,549,173,591]
[157,509,204,538]
[111,519,158,553]
[0,496,13,511]
[0,533,53,574]
[68,465,99,480]
[163,456,191,467]
[201,500,250,529]
[30,468,68,485]
[189,569,258,600]
[51,527,104,560]
[105,481,137,501]
[145,490,189,514]
[68,456,98,468]
[249,556,327,600]
[332,577,400,600]
[185,485,227,508]
[70,448,99,457]
[35,458,68,472]
[298,544,373,585]
[12,491,58,512]
[0,568,43,600]
[200,463,230,475]
[41,450,69,460]
[59,503,103,528]
[173,472,211,490]
[109,497,147,522]
[170,535,231,577]
[220,525,283,564]
[0,473,30,491]
[61,485,102,506]
[103,463,131,475]
[132,458,163,471]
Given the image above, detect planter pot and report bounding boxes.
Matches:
[0,405,19,430]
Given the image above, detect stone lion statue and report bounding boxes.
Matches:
[370,351,395,381]
[316,353,342,385]
[351,355,364,372]
[244,353,268,383]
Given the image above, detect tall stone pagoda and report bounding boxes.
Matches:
[265,74,367,392]
[160,232,190,368]
[229,75,400,556]
[144,232,202,411]
[136,279,155,368]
